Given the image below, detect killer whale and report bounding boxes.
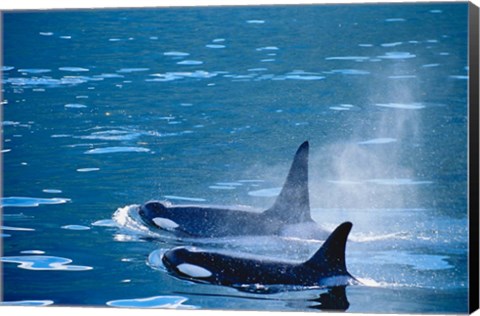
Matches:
[161,222,354,290]
[138,141,325,238]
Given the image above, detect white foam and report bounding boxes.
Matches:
[177,263,212,278]
[247,20,265,24]
[152,217,179,231]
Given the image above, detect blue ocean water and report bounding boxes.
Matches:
[1,3,470,313]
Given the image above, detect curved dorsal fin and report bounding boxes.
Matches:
[304,222,352,274]
[264,141,312,223]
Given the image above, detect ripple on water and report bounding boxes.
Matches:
[43,189,63,194]
[1,225,35,231]
[247,20,265,24]
[248,187,282,197]
[1,255,93,271]
[385,18,406,22]
[177,60,203,65]
[372,251,452,270]
[59,67,90,72]
[92,219,118,227]
[377,52,416,59]
[256,46,279,51]
[117,68,150,73]
[389,75,417,79]
[366,178,433,185]
[84,147,150,154]
[325,56,370,61]
[77,168,100,172]
[1,197,70,207]
[327,69,370,75]
[148,70,217,82]
[2,66,15,71]
[163,195,207,202]
[209,185,237,190]
[20,250,46,254]
[79,129,142,141]
[18,68,51,74]
[106,295,198,309]
[206,44,225,49]
[375,102,425,110]
[284,74,325,80]
[163,51,190,57]
[65,103,87,108]
[0,300,54,306]
[357,138,397,145]
[61,225,91,230]
[381,42,403,47]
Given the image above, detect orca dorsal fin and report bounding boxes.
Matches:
[263,141,312,224]
[304,222,352,274]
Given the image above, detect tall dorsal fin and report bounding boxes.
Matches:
[304,222,352,274]
[263,141,312,224]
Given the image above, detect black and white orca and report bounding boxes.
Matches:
[138,141,327,238]
[161,222,354,290]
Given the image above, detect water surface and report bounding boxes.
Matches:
[1,3,469,313]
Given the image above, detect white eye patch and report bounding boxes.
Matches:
[176,263,212,278]
[152,217,179,230]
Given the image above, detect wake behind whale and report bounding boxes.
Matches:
[135,141,328,239]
